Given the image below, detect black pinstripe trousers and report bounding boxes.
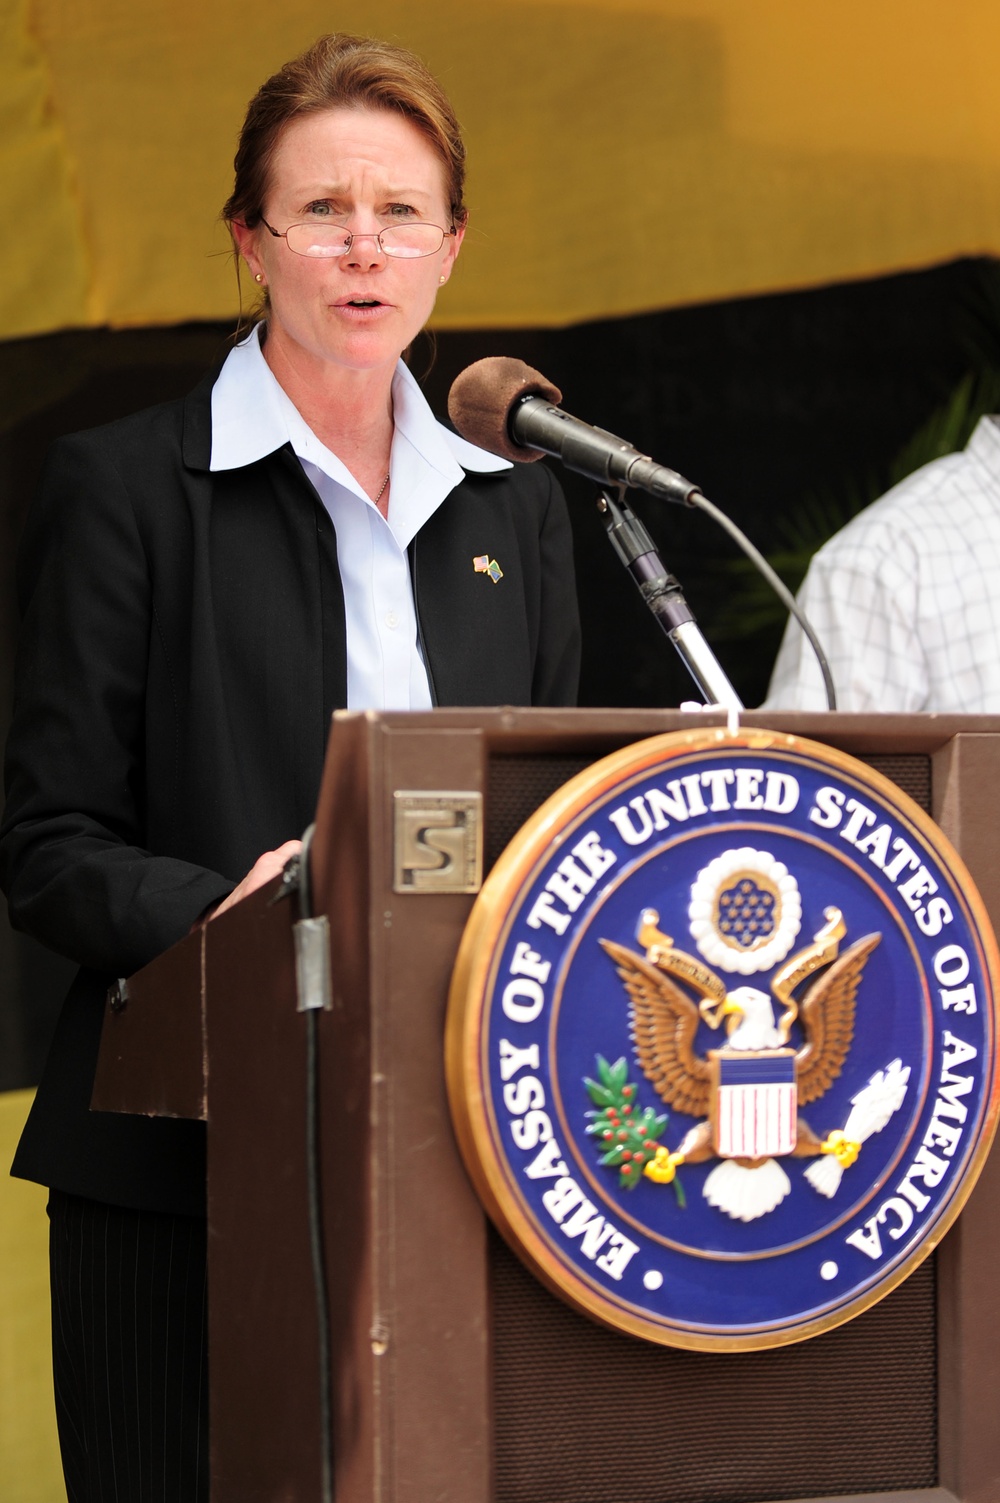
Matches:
[48,1191,209,1503]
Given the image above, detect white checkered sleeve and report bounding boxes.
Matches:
[766,523,926,711]
[764,417,1000,713]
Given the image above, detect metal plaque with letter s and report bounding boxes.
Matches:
[393,790,483,894]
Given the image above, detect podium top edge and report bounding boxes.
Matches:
[330,707,1000,744]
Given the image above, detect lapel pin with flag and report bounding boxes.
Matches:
[473,554,503,583]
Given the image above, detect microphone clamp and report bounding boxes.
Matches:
[596,488,743,709]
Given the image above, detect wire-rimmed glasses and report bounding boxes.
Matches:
[259,216,455,260]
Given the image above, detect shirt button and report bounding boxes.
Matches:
[385,611,399,630]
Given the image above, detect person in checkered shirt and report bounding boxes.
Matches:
[765,415,1000,712]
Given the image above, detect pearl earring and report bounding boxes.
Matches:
[254,272,264,284]
[439,275,447,285]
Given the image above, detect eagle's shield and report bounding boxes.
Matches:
[711,1049,797,1158]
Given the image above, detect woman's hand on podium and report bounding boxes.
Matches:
[209,839,304,921]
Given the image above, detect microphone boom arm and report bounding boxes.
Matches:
[597,488,743,710]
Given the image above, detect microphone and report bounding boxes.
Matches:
[447,356,700,505]
[447,356,836,710]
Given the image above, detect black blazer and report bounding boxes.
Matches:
[1,365,580,1215]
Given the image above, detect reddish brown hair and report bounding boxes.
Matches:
[222,33,468,232]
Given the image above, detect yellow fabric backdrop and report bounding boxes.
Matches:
[3,0,1000,338]
[0,1091,61,1503]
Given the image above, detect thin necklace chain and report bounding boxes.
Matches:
[373,471,390,505]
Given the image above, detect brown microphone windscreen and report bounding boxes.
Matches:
[447,357,563,462]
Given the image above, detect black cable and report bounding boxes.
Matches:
[297,823,335,1503]
[685,490,838,711]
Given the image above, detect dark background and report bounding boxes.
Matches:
[0,255,991,1090]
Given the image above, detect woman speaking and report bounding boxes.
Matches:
[1,33,579,1502]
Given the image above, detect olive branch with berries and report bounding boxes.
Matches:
[584,1055,686,1206]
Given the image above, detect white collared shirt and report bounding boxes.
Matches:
[765,415,1000,712]
[210,324,510,709]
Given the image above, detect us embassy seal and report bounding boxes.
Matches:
[446,728,1000,1349]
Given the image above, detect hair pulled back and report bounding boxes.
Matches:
[222,34,468,232]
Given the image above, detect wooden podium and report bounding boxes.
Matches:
[93,709,1000,1503]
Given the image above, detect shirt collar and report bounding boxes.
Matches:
[209,323,511,478]
[969,415,1000,490]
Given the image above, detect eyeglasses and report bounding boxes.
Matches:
[259,216,455,260]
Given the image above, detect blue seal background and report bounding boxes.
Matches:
[482,747,995,1338]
